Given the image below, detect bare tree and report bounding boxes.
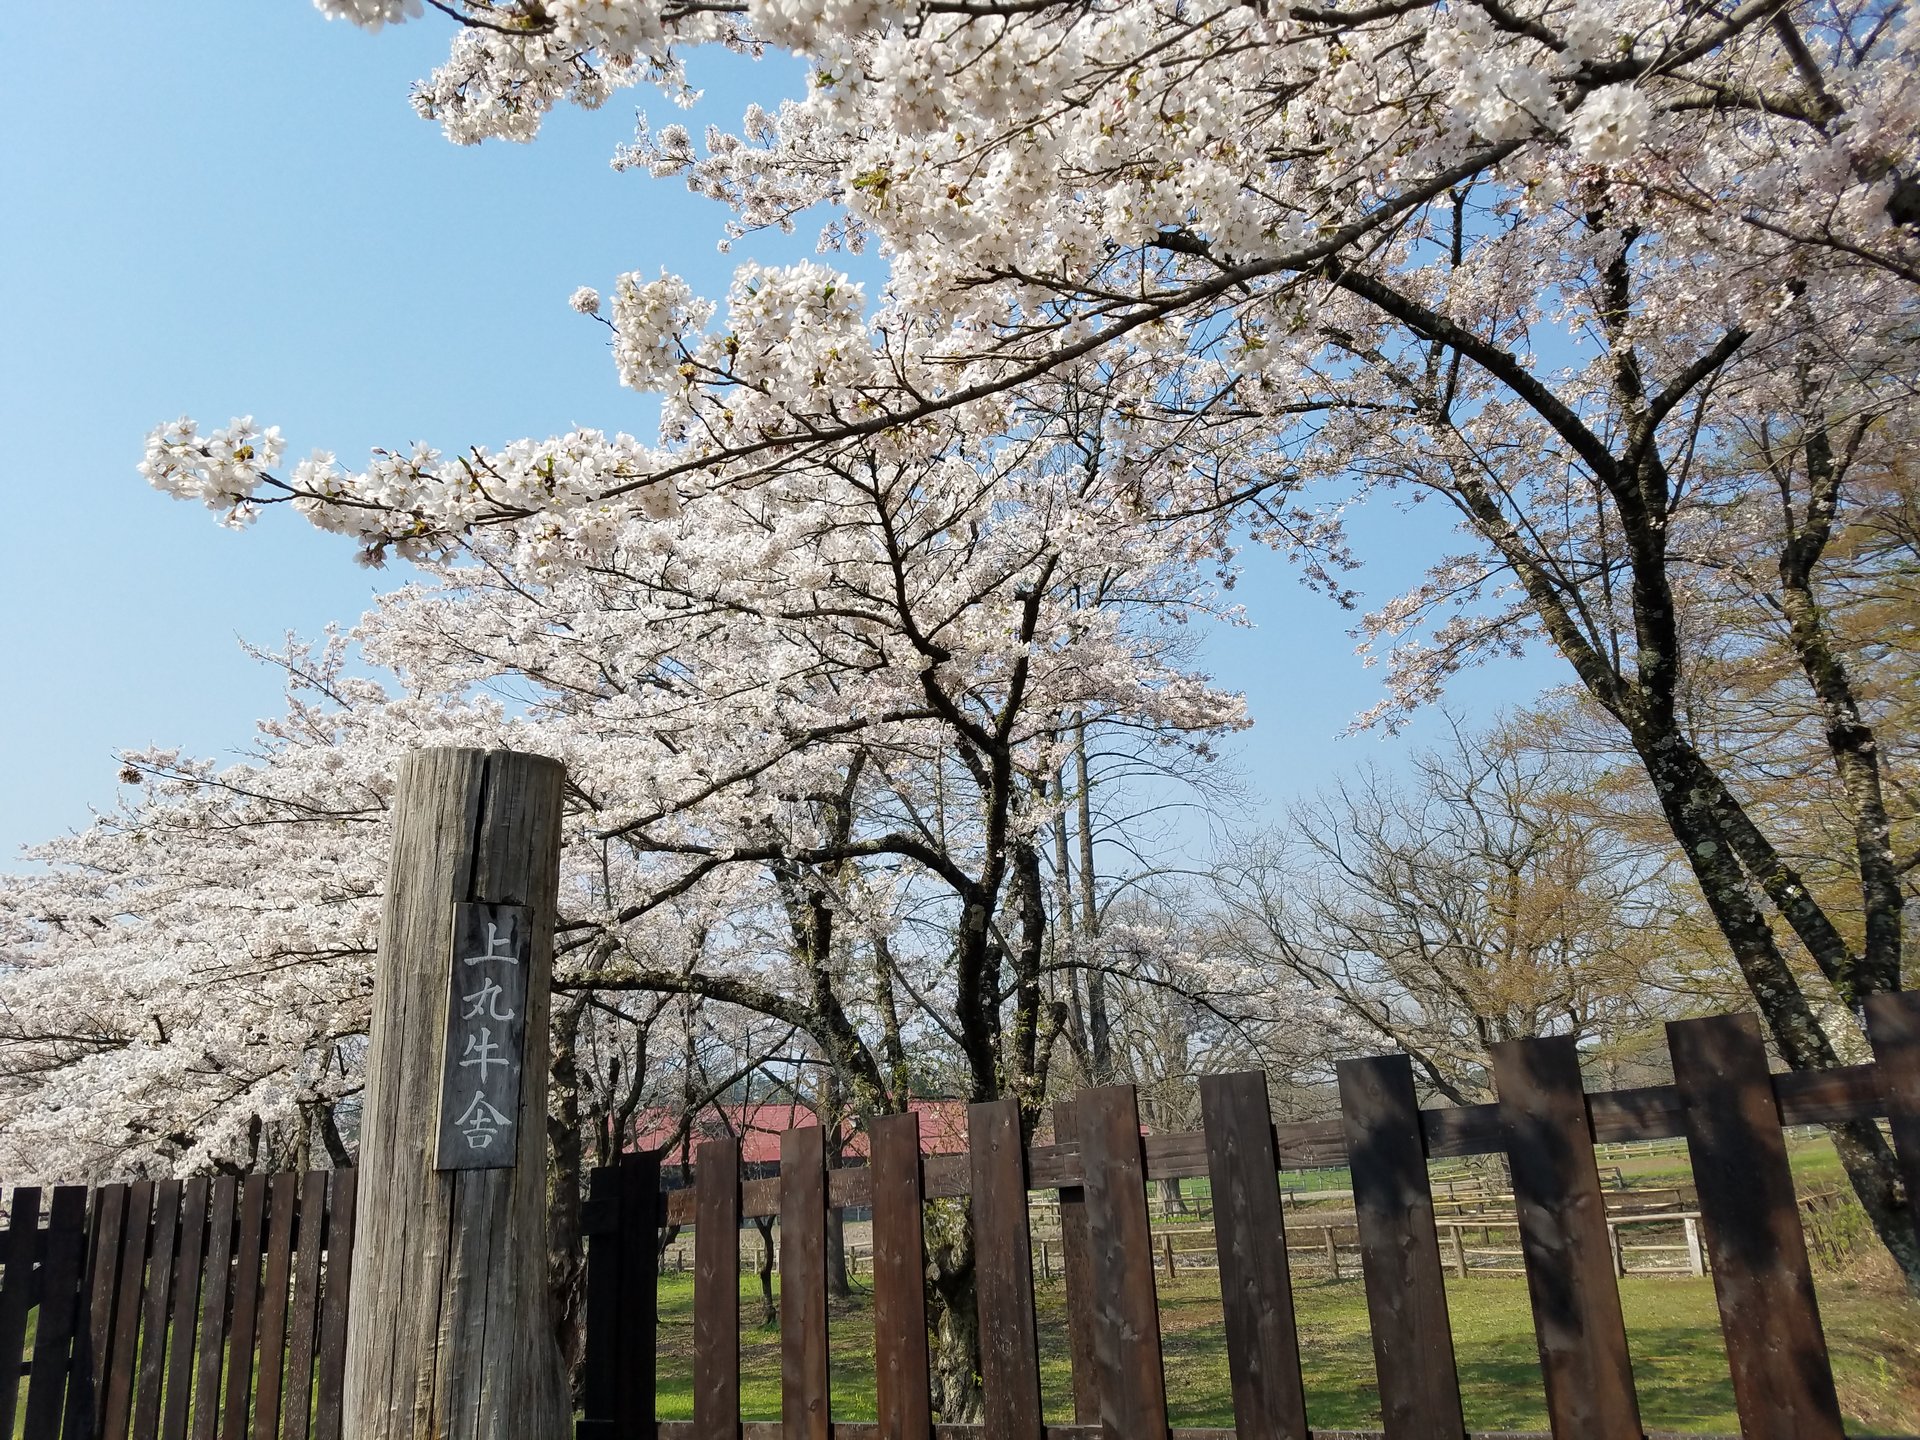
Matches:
[1218,719,1680,1104]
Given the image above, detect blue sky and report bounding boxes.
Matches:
[0,2,1562,861]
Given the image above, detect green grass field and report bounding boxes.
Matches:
[654,1266,1920,1434]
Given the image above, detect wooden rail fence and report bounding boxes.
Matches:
[0,1169,357,1440]
[579,1004,1920,1440]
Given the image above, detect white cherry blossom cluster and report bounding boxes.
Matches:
[610,269,713,390]
[215,0,1907,568]
[746,0,906,54]
[314,0,422,28]
[1567,84,1653,166]
[412,26,642,145]
[154,0,1920,736]
[139,416,285,527]
[19,405,1255,1175]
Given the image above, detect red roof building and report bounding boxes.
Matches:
[632,1097,970,1165]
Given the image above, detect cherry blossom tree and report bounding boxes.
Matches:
[140,0,1919,1279]
[9,408,1261,1409]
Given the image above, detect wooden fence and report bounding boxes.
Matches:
[578,1004,1920,1440]
[0,1169,357,1440]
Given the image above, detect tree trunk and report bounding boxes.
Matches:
[1646,736,1920,1294]
[548,997,588,1400]
[318,1101,354,1169]
[753,1215,778,1326]
[1828,1117,1920,1292]
[1073,723,1113,1082]
[824,1206,852,1300]
[924,1198,982,1423]
[819,1071,854,1299]
[342,747,573,1440]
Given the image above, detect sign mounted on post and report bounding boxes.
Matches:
[435,901,532,1170]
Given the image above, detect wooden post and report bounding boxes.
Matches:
[1077,1087,1169,1440]
[969,1099,1045,1440]
[1448,1224,1467,1279]
[1337,1054,1466,1440]
[1198,1069,1311,1440]
[1863,992,1920,1255]
[1683,1217,1705,1277]
[1668,1015,1844,1440]
[343,748,571,1440]
[1491,1035,1643,1440]
[870,1112,931,1440]
[1052,1098,1100,1426]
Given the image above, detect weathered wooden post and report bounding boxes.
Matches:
[343,748,571,1440]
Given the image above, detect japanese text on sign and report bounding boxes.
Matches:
[435,904,532,1170]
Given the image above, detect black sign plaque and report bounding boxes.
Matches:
[435,902,532,1171]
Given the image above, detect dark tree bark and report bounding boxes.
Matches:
[1074,721,1114,1083]
[1323,237,1920,1288]
[925,1199,982,1423]
[752,1215,778,1327]
[547,997,589,1400]
[318,1100,354,1169]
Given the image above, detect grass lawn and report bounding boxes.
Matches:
[1591,1132,1852,1194]
[654,1266,1920,1434]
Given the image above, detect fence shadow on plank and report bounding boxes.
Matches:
[582,1002,1920,1440]
[0,1168,355,1440]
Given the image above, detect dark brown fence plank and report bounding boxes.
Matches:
[134,1179,185,1438]
[102,1179,154,1440]
[311,1169,357,1440]
[24,1187,89,1440]
[1864,991,1920,1251]
[1198,1073,1308,1440]
[251,1173,298,1440]
[0,1187,44,1436]
[162,1177,211,1440]
[222,1174,270,1440]
[617,1151,663,1440]
[1490,1038,1641,1440]
[79,1182,129,1440]
[970,1100,1044,1440]
[579,1163,621,1439]
[1049,1100,1098,1427]
[694,1138,741,1440]
[280,1172,328,1440]
[658,1427,1804,1440]
[1668,1014,1843,1440]
[1336,1055,1465,1440]
[1076,1086,1167,1440]
[782,1127,832,1440]
[195,1176,240,1440]
[870,1113,931,1440]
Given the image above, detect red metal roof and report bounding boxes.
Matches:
[632,1098,970,1164]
